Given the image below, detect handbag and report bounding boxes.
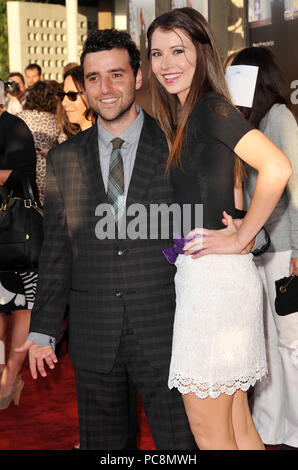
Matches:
[0,175,43,272]
[274,274,298,316]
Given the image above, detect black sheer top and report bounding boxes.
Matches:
[171,92,254,234]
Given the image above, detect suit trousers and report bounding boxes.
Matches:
[75,309,196,450]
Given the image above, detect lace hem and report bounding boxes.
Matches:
[168,368,267,399]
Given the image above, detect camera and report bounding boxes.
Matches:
[4,80,20,95]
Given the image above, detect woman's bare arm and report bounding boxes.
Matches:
[0,170,12,185]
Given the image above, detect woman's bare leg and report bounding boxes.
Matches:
[0,309,31,396]
[0,313,7,370]
[232,389,265,450]
[182,391,238,450]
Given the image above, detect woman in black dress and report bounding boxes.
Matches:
[0,86,39,409]
[147,8,292,450]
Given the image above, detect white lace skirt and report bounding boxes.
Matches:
[168,253,267,399]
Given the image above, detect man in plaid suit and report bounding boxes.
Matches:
[17,29,197,450]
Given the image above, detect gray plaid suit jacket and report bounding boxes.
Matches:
[30,111,178,373]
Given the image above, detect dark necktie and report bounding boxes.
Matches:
[107,137,125,223]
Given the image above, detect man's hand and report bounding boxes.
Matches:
[15,340,58,379]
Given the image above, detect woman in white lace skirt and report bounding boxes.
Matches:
[147,8,292,449]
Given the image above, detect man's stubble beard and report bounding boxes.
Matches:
[91,91,136,124]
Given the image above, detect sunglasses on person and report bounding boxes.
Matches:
[57,90,84,102]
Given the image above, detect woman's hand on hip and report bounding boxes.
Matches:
[183,211,247,259]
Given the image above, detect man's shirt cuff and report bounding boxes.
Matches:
[28,332,56,352]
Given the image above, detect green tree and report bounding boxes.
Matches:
[0,0,9,79]
[0,0,36,79]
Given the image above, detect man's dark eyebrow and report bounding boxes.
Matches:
[85,71,97,79]
[107,67,126,73]
[85,67,126,79]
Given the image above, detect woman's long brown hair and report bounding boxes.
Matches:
[147,7,244,187]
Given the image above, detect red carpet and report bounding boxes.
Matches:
[0,339,155,451]
[0,323,288,452]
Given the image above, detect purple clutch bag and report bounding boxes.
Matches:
[162,234,203,264]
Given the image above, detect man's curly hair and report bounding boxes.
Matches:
[80,29,140,77]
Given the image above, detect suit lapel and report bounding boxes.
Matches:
[126,112,163,207]
[76,125,108,206]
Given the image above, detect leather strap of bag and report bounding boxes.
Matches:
[20,175,36,203]
[7,171,37,204]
